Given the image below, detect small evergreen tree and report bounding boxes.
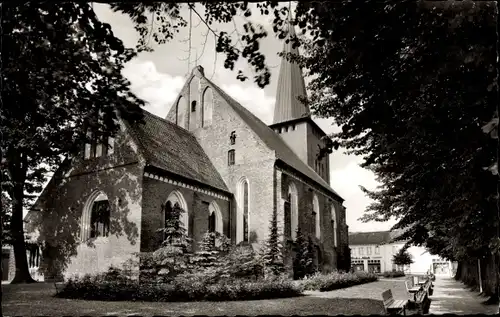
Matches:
[261,210,286,278]
[184,231,231,283]
[293,227,313,280]
[305,236,318,276]
[149,203,192,280]
[190,231,231,271]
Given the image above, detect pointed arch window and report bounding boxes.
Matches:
[331,204,338,247]
[81,191,111,241]
[202,87,213,127]
[176,96,188,129]
[312,193,320,240]
[237,177,250,243]
[189,76,200,106]
[288,182,299,240]
[165,190,189,235]
[208,201,223,235]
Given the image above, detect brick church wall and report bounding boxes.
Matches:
[166,69,277,247]
[140,177,230,252]
[25,121,144,280]
[279,172,347,273]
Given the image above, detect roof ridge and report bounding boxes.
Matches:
[125,107,229,192]
[202,76,342,200]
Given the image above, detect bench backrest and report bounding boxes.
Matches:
[382,289,394,306]
[413,275,420,285]
[405,279,413,291]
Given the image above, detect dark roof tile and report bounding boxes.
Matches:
[126,110,229,193]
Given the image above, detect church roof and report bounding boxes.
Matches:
[204,77,343,201]
[127,109,229,193]
[273,23,310,124]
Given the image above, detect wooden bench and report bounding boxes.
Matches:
[413,275,426,287]
[409,278,433,314]
[414,286,431,314]
[405,278,421,301]
[421,278,433,297]
[382,289,408,315]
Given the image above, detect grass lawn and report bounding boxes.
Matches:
[2,282,386,316]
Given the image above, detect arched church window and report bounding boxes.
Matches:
[176,96,188,129]
[81,191,111,241]
[208,201,223,235]
[165,190,189,234]
[202,87,213,127]
[312,193,320,240]
[331,204,338,247]
[237,177,250,243]
[288,182,299,240]
[189,76,200,106]
[243,181,249,242]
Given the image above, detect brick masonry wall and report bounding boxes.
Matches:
[24,120,144,280]
[306,124,330,184]
[279,172,348,273]
[165,67,349,271]
[141,177,230,252]
[166,68,276,247]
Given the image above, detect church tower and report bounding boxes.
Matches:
[269,22,331,184]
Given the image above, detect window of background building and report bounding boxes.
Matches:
[375,246,380,254]
[359,247,364,255]
[367,246,372,255]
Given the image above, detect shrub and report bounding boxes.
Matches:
[293,228,315,280]
[219,243,265,281]
[56,272,302,302]
[382,270,405,278]
[300,271,378,292]
[260,210,286,277]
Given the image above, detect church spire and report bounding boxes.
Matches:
[273,20,310,124]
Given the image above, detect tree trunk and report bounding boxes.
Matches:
[9,164,36,284]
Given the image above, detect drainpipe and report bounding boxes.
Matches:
[478,258,483,294]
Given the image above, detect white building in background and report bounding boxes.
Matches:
[349,231,456,276]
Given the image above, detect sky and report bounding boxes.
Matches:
[92,3,397,233]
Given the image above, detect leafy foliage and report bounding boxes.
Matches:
[300,271,378,292]
[56,267,302,302]
[1,192,12,245]
[383,271,405,278]
[110,2,279,88]
[299,0,497,265]
[392,248,414,266]
[222,243,265,281]
[1,2,145,283]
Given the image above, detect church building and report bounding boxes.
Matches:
[15,25,350,281]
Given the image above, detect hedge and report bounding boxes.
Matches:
[300,271,378,292]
